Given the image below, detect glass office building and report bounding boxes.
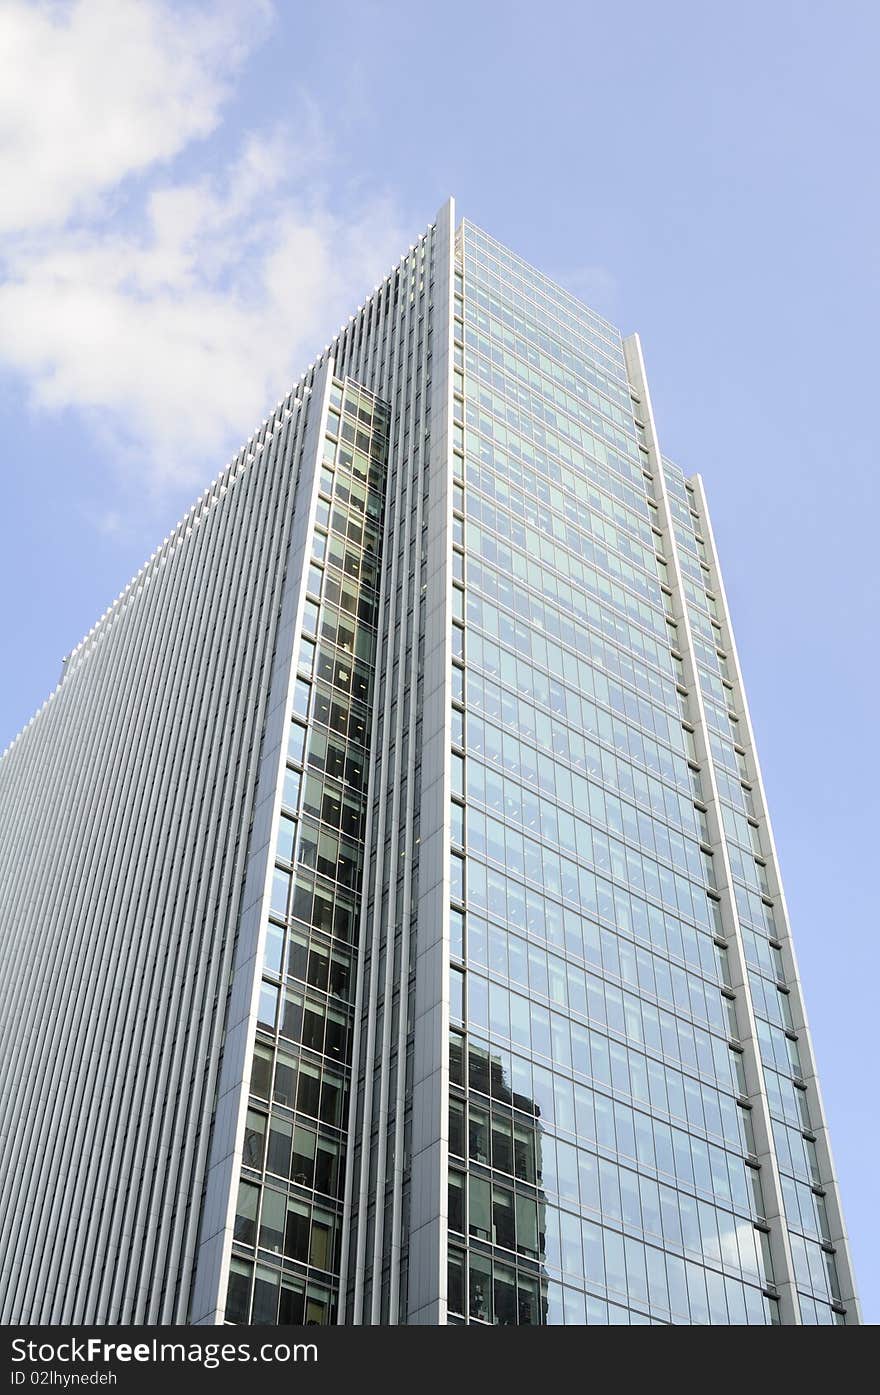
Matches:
[0,201,860,1326]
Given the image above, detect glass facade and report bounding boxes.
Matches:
[662,459,847,1325]
[443,222,853,1324]
[0,199,856,1326]
[226,381,390,1325]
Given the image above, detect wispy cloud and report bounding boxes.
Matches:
[0,0,261,234]
[0,0,408,503]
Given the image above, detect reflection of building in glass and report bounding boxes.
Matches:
[0,201,860,1325]
[447,1046,549,1325]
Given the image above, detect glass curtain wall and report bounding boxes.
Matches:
[227,381,390,1325]
[446,223,780,1325]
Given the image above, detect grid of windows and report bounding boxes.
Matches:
[662,460,847,1325]
[447,224,783,1325]
[1,200,856,1328]
[226,381,390,1325]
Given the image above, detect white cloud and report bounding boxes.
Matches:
[0,0,264,233]
[0,154,406,493]
[0,1,408,503]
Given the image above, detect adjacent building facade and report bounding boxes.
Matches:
[0,200,860,1326]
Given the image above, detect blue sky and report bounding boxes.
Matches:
[1,0,877,1320]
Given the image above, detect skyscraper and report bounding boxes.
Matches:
[0,199,860,1327]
